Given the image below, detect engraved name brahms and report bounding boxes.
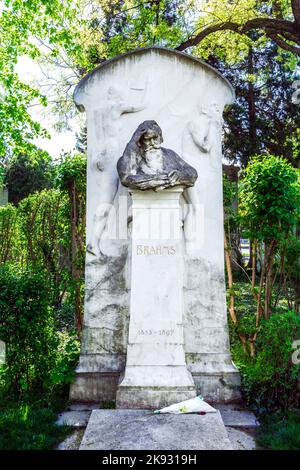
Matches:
[136,245,176,256]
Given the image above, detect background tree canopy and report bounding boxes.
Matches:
[0,0,299,167]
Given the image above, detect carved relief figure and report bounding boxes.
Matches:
[117,120,197,191]
[180,103,224,253]
[183,102,223,158]
[87,86,146,257]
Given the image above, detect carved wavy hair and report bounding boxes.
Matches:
[123,120,163,170]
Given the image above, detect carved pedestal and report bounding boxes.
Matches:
[116,187,196,409]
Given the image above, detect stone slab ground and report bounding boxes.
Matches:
[79,410,233,450]
[56,411,91,427]
[56,404,259,450]
[226,427,256,451]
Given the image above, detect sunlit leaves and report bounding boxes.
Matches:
[0,0,83,158]
[239,155,300,242]
[193,0,294,63]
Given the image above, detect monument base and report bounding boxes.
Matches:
[69,353,125,403]
[187,353,241,402]
[69,353,240,404]
[116,386,196,410]
[70,371,119,403]
[193,373,241,402]
[69,370,240,404]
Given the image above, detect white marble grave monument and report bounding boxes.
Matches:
[115,120,198,408]
[69,47,240,406]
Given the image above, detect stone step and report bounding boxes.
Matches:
[66,402,100,412]
[79,409,233,450]
[214,404,259,428]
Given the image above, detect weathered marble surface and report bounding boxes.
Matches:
[70,47,240,403]
[79,410,233,450]
[116,187,196,408]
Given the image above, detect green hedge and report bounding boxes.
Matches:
[0,264,79,401]
[234,310,300,411]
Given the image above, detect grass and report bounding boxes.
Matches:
[257,411,300,450]
[0,399,71,450]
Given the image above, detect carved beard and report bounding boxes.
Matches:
[140,148,164,174]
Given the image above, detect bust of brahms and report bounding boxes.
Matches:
[117,120,198,191]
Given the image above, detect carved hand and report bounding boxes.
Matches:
[168,170,181,186]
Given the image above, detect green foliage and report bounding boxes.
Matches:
[0,404,70,450]
[49,331,80,388]
[193,1,296,64]
[223,173,239,237]
[223,173,238,219]
[0,204,21,263]
[55,152,86,192]
[55,152,86,330]
[0,156,87,328]
[194,0,259,63]
[0,0,194,140]
[99,0,188,56]
[227,278,258,342]
[0,265,80,401]
[239,155,300,242]
[257,410,300,450]
[4,147,54,205]
[233,310,300,411]
[0,0,81,157]
[211,44,300,167]
[0,265,58,399]
[18,189,71,302]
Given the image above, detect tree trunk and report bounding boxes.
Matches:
[256,242,267,326]
[264,241,276,320]
[224,230,237,324]
[247,46,257,162]
[252,240,256,289]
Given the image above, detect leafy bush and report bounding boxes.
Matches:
[239,155,299,243]
[48,331,80,392]
[18,189,71,306]
[233,310,300,411]
[0,403,70,450]
[0,265,57,399]
[55,152,86,192]
[0,265,79,401]
[0,204,22,264]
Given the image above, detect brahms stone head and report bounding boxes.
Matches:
[117,120,198,191]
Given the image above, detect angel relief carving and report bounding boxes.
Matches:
[87,85,146,258]
[183,102,223,158]
[181,102,224,253]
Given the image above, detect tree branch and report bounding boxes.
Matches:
[267,32,300,55]
[291,0,300,26]
[176,22,240,51]
[176,11,300,57]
